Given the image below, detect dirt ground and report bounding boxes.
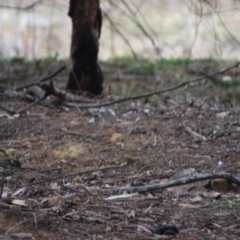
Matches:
[0,59,240,239]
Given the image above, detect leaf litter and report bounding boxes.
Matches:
[0,60,240,239]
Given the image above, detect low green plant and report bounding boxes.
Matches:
[38,52,59,64]
[213,199,240,209]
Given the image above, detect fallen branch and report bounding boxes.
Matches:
[1,88,48,115]
[25,164,126,187]
[15,65,66,91]
[0,105,15,115]
[39,82,95,103]
[23,81,96,105]
[115,172,240,193]
[0,66,66,115]
[17,95,46,114]
[65,61,240,109]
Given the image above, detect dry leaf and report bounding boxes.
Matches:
[123,155,135,165]
[11,199,27,206]
[63,211,80,221]
[85,186,100,194]
[178,203,200,209]
[125,210,135,218]
[190,195,203,203]
[5,149,16,157]
[70,120,81,127]
[51,143,89,158]
[216,111,229,118]
[137,225,152,233]
[163,169,176,177]
[10,232,34,239]
[44,195,65,208]
[202,191,221,199]
[110,133,124,143]
[73,176,83,184]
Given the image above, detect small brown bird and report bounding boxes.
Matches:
[0,158,21,177]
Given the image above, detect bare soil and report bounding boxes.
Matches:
[0,59,240,239]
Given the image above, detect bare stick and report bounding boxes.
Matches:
[25,164,126,187]
[65,61,240,109]
[185,127,207,141]
[27,82,95,103]
[0,1,42,10]
[0,105,15,114]
[115,172,240,193]
[17,95,46,114]
[15,65,66,91]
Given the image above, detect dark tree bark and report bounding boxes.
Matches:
[67,0,103,95]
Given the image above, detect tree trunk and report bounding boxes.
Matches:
[67,0,103,95]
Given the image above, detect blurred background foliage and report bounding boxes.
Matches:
[0,0,240,60]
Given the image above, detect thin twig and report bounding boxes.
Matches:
[15,65,66,91]
[0,1,42,10]
[17,95,46,114]
[65,61,240,109]
[0,105,15,114]
[185,127,207,141]
[24,165,126,187]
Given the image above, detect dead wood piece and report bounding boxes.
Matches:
[39,82,96,103]
[17,95,46,114]
[1,66,65,115]
[27,85,46,99]
[25,165,126,187]
[40,81,64,100]
[0,105,15,115]
[185,127,207,141]
[24,81,96,109]
[15,65,66,91]
[115,172,240,193]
